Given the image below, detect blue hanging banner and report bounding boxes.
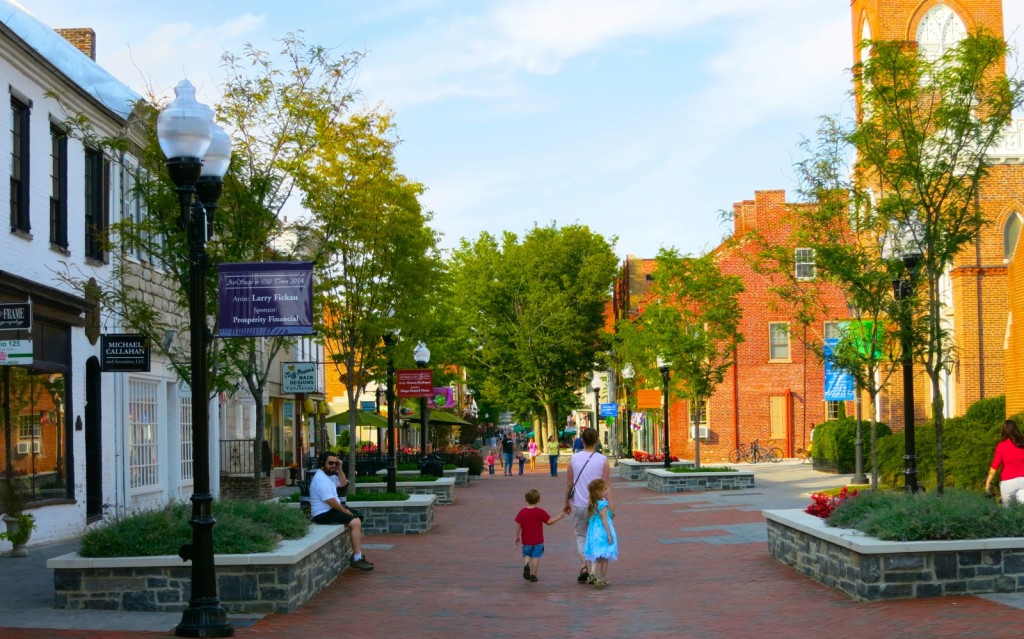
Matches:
[823,337,855,401]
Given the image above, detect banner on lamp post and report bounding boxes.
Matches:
[218,262,314,337]
[396,369,433,397]
[428,387,454,408]
[823,337,855,401]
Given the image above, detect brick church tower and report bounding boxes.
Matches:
[851,0,1024,419]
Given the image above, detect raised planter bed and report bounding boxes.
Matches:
[618,459,694,481]
[764,508,1024,601]
[373,468,468,487]
[359,477,455,504]
[646,468,753,493]
[47,523,351,614]
[444,467,469,487]
[348,494,436,535]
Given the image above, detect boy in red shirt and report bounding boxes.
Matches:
[514,488,566,582]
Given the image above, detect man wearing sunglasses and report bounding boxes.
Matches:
[310,451,373,571]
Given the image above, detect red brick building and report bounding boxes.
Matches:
[615,190,850,462]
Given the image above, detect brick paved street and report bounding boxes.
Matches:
[3,460,1024,638]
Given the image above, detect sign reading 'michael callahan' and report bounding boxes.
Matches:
[218,262,314,337]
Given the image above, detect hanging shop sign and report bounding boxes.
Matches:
[0,302,31,331]
[360,400,377,412]
[101,334,151,372]
[0,339,32,366]
[218,262,314,337]
[635,389,662,409]
[396,369,433,397]
[823,338,855,401]
[282,362,318,394]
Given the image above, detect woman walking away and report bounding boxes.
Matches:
[546,435,560,477]
[986,419,1024,505]
[583,479,617,588]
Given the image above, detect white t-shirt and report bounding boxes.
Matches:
[309,469,340,518]
[568,451,607,509]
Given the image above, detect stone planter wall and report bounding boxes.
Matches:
[765,509,1024,601]
[348,494,436,535]
[358,477,455,504]
[646,468,753,493]
[617,460,694,481]
[443,468,469,487]
[48,524,352,614]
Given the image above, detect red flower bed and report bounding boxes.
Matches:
[805,486,858,518]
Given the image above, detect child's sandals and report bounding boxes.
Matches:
[592,576,609,589]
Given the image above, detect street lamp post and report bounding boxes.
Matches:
[591,372,602,433]
[846,302,868,486]
[892,253,922,494]
[657,356,671,469]
[413,342,430,455]
[621,364,635,459]
[157,79,234,638]
[375,385,384,460]
[383,330,400,493]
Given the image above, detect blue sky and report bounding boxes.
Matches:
[18,1,1024,260]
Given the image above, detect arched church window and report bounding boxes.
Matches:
[1005,213,1022,262]
[916,3,967,62]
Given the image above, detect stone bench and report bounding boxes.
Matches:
[617,459,694,481]
[765,508,1024,601]
[348,494,436,535]
[645,468,754,493]
[373,468,468,487]
[359,477,455,504]
[47,523,351,614]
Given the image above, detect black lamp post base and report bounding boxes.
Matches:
[176,604,234,637]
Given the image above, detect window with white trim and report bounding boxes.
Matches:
[1005,213,1022,262]
[769,322,791,361]
[795,248,815,280]
[824,321,843,340]
[916,3,966,62]
[180,393,193,481]
[129,379,159,488]
[826,401,842,421]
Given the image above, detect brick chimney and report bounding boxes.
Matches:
[55,28,96,60]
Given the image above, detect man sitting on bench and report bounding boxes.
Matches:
[310,451,373,571]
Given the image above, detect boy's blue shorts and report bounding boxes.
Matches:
[522,544,544,558]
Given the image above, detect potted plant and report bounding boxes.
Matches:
[0,470,35,557]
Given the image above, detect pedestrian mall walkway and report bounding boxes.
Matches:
[4,460,1024,638]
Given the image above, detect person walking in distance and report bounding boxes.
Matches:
[309,451,373,571]
[514,489,566,582]
[486,450,496,476]
[528,437,539,471]
[546,434,560,477]
[563,427,610,584]
[584,478,617,588]
[986,419,1024,505]
[500,432,515,476]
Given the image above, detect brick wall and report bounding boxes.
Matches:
[54,28,96,60]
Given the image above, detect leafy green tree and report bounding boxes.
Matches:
[616,250,743,467]
[849,32,1022,493]
[296,111,442,486]
[447,225,618,445]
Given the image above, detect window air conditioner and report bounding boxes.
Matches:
[16,442,29,454]
[688,426,710,439]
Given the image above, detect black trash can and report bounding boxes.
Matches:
[417,454,444,478]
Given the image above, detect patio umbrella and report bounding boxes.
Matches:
[324,409,389,428]
[512,424,526,433]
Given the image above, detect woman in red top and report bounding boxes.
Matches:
[986,419,1024,506]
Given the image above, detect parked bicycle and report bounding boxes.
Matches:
[728,439,784,464]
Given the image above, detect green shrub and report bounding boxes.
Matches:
[827,489,1016,541]
[813,418,891,474]
[464,452,484,476]
[876,396,1009,491]
[350,490,409,501]
[964,395,1005,423]
[80,500,309,558]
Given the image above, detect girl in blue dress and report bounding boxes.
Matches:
[583,478,617,588]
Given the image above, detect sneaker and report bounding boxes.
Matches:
[529,575,538,582]
[523,565,531,580]
[350,558,374,571]
[577,567,590,583]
